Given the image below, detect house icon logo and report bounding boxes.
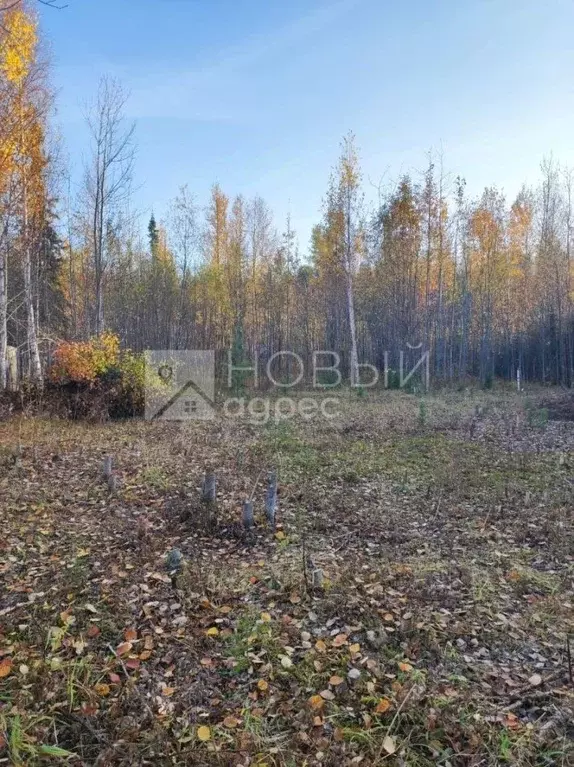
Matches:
[144,351,215,421]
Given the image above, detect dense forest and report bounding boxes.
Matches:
[2,3,574,390]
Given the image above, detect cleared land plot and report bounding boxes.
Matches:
[1,389,573,765]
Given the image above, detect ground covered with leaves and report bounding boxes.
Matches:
[1,388,574,766]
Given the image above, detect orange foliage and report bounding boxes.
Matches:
[49,333,120,384]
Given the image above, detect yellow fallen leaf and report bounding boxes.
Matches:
[375,697,391,714]
[95,683,110,697]
[197,725,211,742]
[329,675,344,686]
[349,643,361,654]
[315,640,327,653]
[308,694,324,711]
[206,627,219,637]
[0,658,12,678]
[275,531,286,541]
[257,679,269,692]
[162,686,176,697]
[260,612,272,622]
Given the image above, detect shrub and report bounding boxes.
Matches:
[48,334,147,419]
[115,350,147,416]
[526,404,549,430]
[49,333,120,384]
[418,399,427,427]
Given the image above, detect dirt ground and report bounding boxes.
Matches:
[1,388,573,766]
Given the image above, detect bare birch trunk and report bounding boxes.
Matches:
[0,237,7,390]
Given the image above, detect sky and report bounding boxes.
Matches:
[40,0,574,253]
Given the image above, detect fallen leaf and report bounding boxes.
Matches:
[319,689,335,701]
[289,593,301,604]
[308,694,324,711]
[529,673,542,687]
[503,712,520,730]
[162,687,175,697]
[280,655,293,669]
[0,659,12,678]
[332,633,348,647]
[124,627,137,642]
[257,679,269,692]
[116,641,133,656]
[315,640,327,653]
[375,698,391,714]
[197,725,211,742]
[349,643,361,654]
[86,625,100,638]
[260,612,272,622]
[206,627,219,637]
[398,661,413,672]
[223,716,240,728]
[329,675,344,686]
[95,683,110,697]
[382,735,397,754]
[313,715,324,726]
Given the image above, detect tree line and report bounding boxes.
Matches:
[1,2,573,391]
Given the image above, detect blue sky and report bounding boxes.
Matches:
[41,0,574,253]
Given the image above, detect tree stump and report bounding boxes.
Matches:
[103,455,113,479]
[242,500,254,531]
[265,469,277,530]
[202,471,216,503]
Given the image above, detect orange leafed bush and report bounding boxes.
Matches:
[49,333,120,384]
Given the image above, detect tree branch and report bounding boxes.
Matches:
[0,0,68,11]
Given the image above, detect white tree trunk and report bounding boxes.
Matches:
[0,242,7,390]
[346,270,359,386]
[22,191,42,384]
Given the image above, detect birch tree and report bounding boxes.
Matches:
[84,77,135,336]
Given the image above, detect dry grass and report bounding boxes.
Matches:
[1,387,573,765]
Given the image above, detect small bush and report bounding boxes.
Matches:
[49,333,120,384]
[48,334,146,419]
[526,405,549,430]
[418,399,427,427]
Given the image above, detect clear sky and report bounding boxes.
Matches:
[40,0,574,253]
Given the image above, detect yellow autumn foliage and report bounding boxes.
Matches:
[0,8,38,86]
